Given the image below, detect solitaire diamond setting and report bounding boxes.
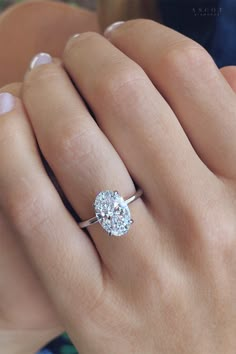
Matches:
[94,190,133,236]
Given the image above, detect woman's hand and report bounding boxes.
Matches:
[0,84,62,354]
[1,20,236,353]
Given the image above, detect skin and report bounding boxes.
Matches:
[0,2,99,351]
[0,88,62,354]
[0,0,159,86]
[0,0,99,86]
[1,18,236,353]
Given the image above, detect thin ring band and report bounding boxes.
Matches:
[79,189,143,229]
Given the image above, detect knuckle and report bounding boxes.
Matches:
[194,201,236,258]
[24,64,59,95]
[162,41,213,77]
[211,214,236,255]
[51,122,97,167]
[93,60,145,101]
[7,184,55,235]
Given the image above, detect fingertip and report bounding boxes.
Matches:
[24,53,62,82]
[29,52,53,71]
[104,21,125,39]
[0,92,16,116]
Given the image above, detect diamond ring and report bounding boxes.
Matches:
[79,189,143,236]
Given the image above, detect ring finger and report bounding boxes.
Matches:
[22,58,153,276]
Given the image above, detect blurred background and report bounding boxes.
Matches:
[1,0,235,79]
[0,0,97,11]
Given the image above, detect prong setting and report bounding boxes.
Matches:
[79,189,143,236]
[94,190,132,236]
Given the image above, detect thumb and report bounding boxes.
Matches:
[220,66,236,93]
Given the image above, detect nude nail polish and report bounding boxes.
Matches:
[29,52,52,70]
[104,21,125,38]
[0,92,15,115]
[70,33,80,40]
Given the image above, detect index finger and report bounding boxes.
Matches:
[0,92,103,338]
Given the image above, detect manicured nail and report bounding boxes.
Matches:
[29,52,52,70]
[104,21,125,38]
[70,33,80,40]
[64,33,80,52]
[0,92,15,115]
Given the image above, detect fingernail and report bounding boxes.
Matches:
[104,21,125,38]
[64,33,80,52]
[0,92,15,115]
[29,52,52,70]
[70,33,80,40]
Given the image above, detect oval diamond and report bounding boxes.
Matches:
[94,190,132,236]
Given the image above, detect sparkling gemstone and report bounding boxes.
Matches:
[94,190,132,236]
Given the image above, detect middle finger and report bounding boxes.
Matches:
[63,33,214,216]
